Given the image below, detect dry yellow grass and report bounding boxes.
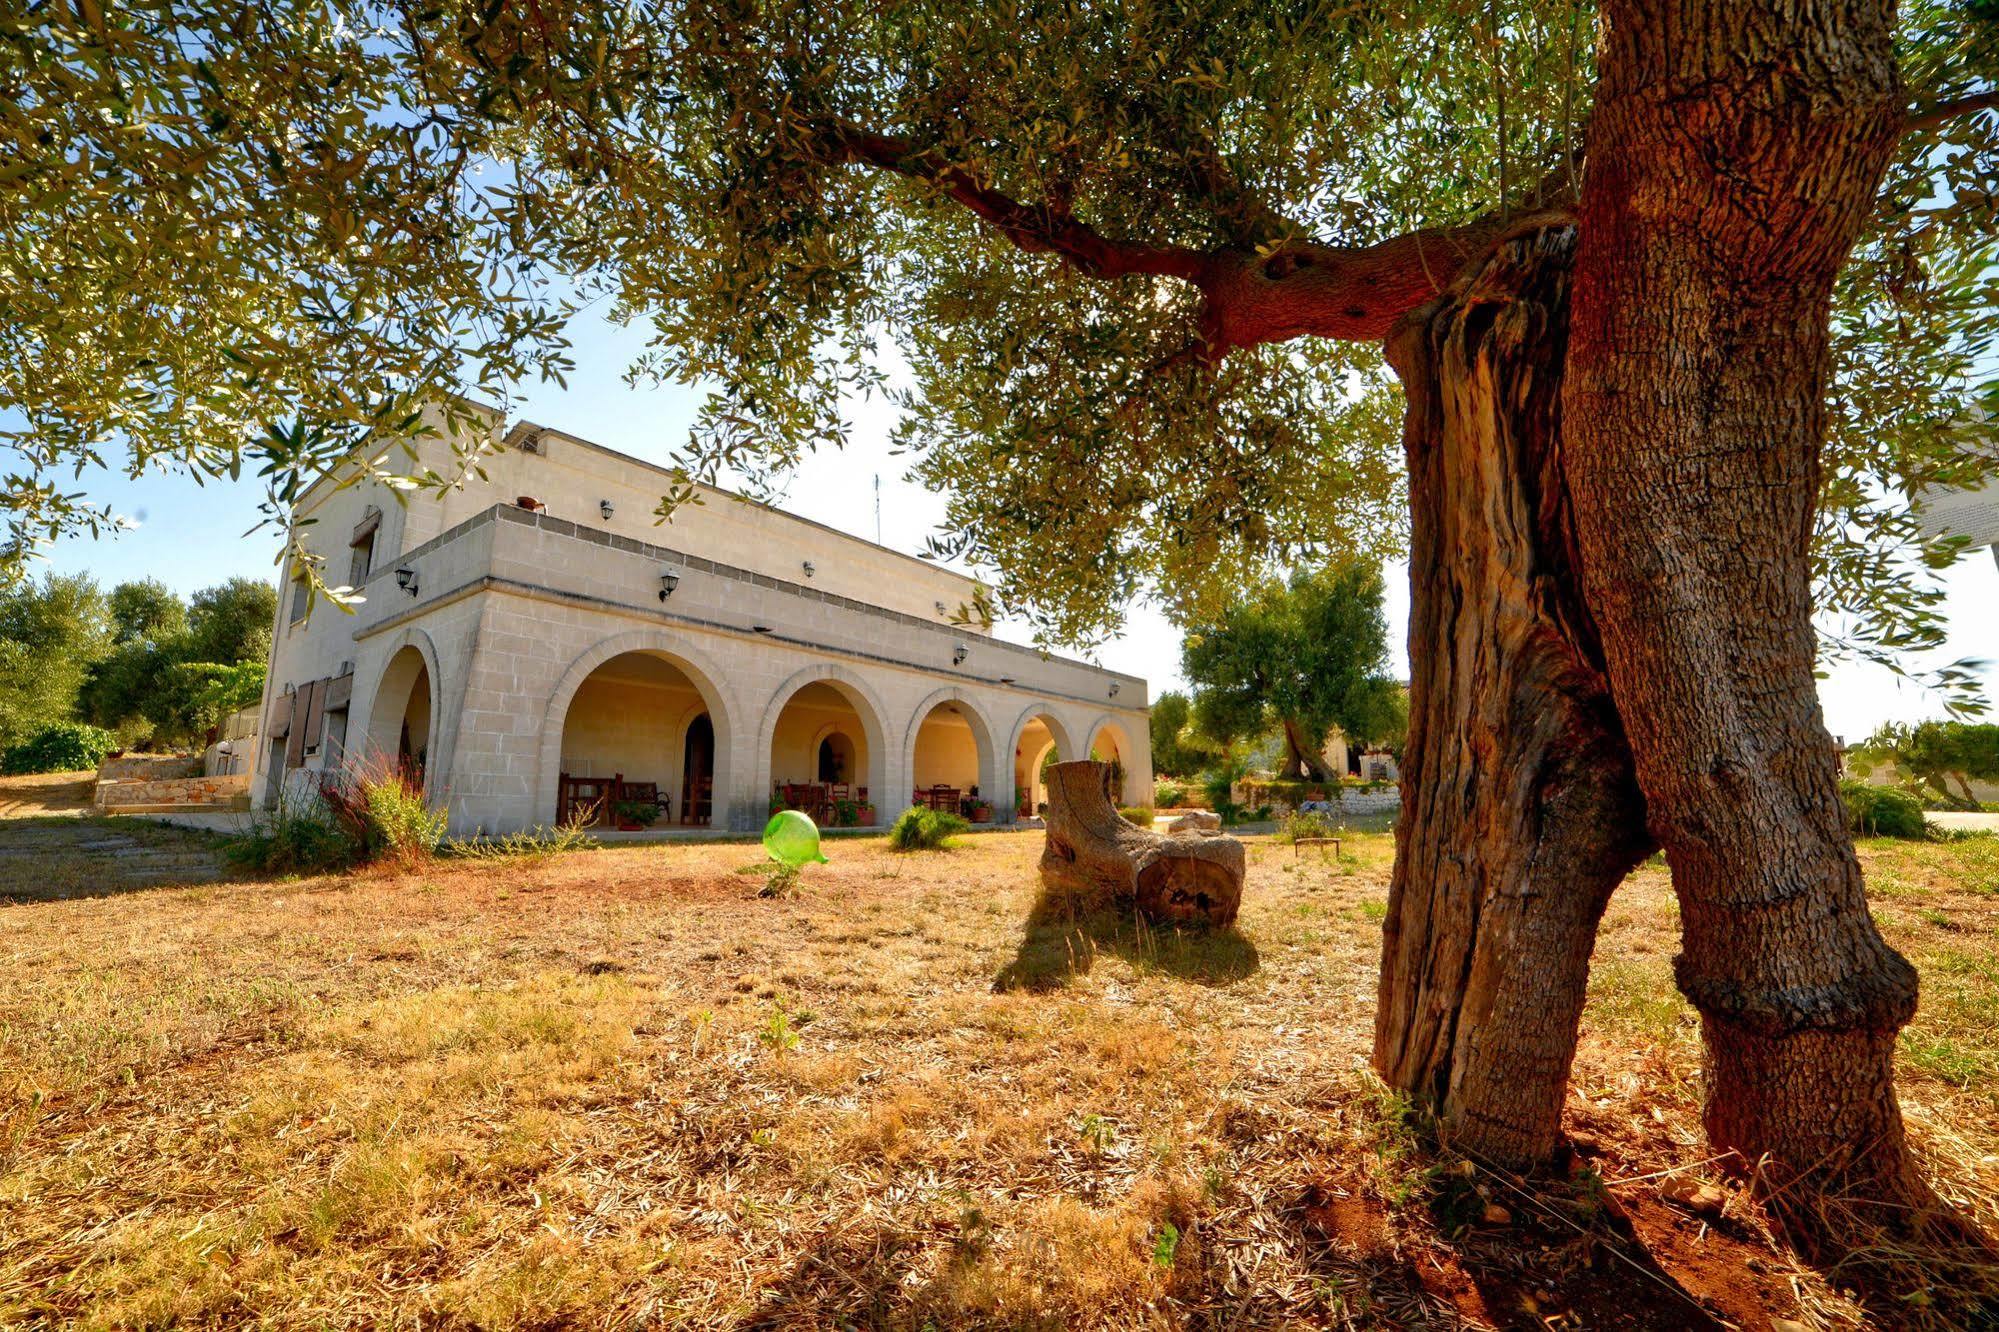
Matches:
[0,821,1993,1329]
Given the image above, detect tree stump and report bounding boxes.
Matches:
[1040,761,1244,927]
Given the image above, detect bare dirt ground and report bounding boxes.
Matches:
[0,823,1994,1329]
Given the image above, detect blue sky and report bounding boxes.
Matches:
[36,306,1999,743]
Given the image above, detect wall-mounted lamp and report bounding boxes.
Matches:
[935,601,949,616]
[657,567,682,602]
[1108,683,1121,699]
[599,499,615,520]
[395,567,418,597]
[952,643,969,666]
[802,560,816,579]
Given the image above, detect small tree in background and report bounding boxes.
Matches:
[0,573,111,752]
[79,578,277,748]
[1147,691,1206,779]
[1855,721,1999,810]
[1182,563,1396,782]
[108,578,188,647]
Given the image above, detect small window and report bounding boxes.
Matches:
[348,531,374,587]
[288,574,310,625]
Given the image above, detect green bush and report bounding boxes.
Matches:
[241,766,448,873]
[227,785,355,875]
[1155,782,1185,808]
[1118,806,1156,825]
[888,805,969,850]
[345,771,448,868]
[1840,780,1928,840]
[0,722,116,774]
[1279,809,1340,843]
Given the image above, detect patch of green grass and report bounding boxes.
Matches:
[1585,960,1695,1048]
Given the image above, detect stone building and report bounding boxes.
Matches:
[254,409,1150,835]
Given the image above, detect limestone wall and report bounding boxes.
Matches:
[258,460,1153,837]
[97,754,202,782]
[96,772,252,812]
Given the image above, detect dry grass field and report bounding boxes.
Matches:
[1,797,1995,1329]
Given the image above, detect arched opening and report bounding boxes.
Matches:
[365,645,435,790]
[771,681,878,826]
[817,730,857,783]
[1089,720,1138,807]
[556,650,717,827]
[909,698,993,821]
[1013,715,1062,819]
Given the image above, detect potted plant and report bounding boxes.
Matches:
[832,796,860,828]
[969,798,994,824]
[614,798,660,832]
[856,801,876,827]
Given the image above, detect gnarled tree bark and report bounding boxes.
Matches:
[1375,225,1652,1166]
[1564,0,1923,1219]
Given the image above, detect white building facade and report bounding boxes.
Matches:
[254,413,1151,836]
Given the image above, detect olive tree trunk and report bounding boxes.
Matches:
[1375,225,1652,1165]
[1279,717,1335,782]
[1562,0,1922,1214]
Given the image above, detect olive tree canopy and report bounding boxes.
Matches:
[3,0,1993,702]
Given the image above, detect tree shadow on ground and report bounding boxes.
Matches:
[992,882,1259,992]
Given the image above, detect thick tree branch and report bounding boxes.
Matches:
[826,126,1207,280]
[1904,88,1999,133]
[826,121,1573,359]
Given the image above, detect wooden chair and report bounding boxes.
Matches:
[557,771,619,826]
[681,776,712,826]
[929,786,961,814]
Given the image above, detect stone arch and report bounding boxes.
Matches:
[903,686,1001,816]
[756,662,892,816]
[1003,703,1080,823]
[536,629,738,826]
[361,626,444,789]
[1084,713,1143,806]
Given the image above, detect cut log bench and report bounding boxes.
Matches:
[1039,760,1245,928]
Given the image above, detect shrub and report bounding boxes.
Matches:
[227,784,355,875]
[320,766,447,869]
[613,797,660,827]
[1155,782,1185,808]
[1840,780,1927,840]
[1279,809,1340,843]
[1118,806,1155,825]
[1,721,116,775]
[888,805,969,850]
[442,821,597,863]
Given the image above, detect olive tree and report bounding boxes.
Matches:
[7,0,1997,1246]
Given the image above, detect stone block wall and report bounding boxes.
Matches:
[97,753,202,782]
[96,772,253,811]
